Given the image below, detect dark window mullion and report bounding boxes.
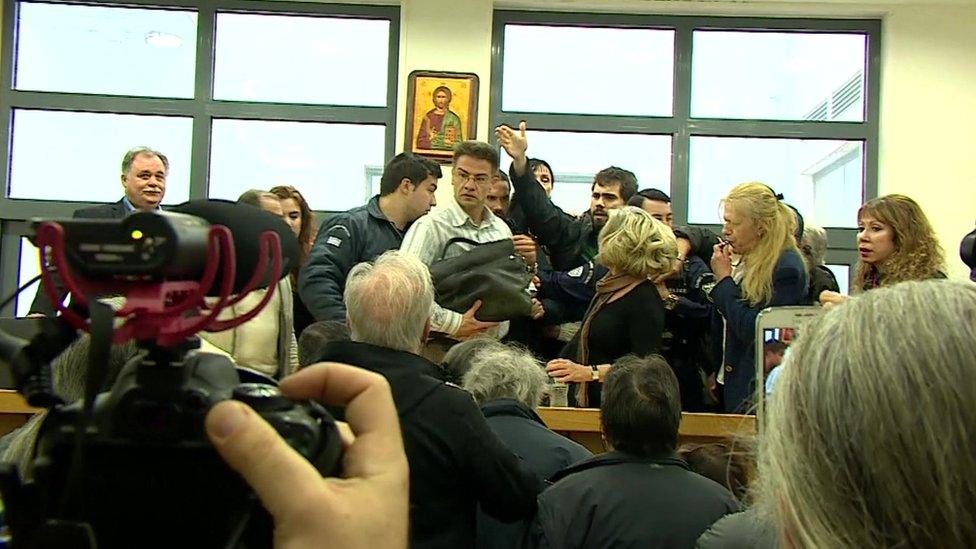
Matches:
[189,2,216,200]
[687,119,872,141]
[670,21,695,228]
[205,102,392,125]
[493,112,681,135]
[4,91,196,116]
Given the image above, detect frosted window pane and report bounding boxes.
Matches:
[502,25,674,116]
[500,130,672,215]
[692,31,866,121]
[214,13,390,106]
[688,137,862,228]
[9,110,192,204]
[826,264,850,296]
[15,2,197,98]
[17,238,43,318]
[208,119,386,211]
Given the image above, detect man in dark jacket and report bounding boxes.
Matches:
[459,341,591,549]
[310,251,540,549]
[496,124,637,272]
[299,152,441,322]
[524,354,741,548]
[28,146,169,316]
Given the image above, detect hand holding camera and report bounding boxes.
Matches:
[207,363,409,549]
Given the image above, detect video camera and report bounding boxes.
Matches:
[0,202,342,548]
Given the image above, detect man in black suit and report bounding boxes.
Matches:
[311,250,540,549]
[28,147,169,315]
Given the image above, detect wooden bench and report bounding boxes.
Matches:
[537,407,756,454]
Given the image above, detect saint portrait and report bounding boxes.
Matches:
[406,71,479,160]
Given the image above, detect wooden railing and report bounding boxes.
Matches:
[0,392,758,454]
[0,390,42,437]
[537,407,756,454]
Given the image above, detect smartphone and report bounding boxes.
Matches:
[754,306,824,423]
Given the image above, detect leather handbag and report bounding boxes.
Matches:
[428,237,534,322]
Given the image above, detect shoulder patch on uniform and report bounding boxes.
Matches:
[568,265,584,277]
[326,224,351,238]
[326,235,343,247]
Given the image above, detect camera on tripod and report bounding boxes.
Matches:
[0,202,343,548]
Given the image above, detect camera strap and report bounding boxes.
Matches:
[85,299,114,415]
[57,299,114,517]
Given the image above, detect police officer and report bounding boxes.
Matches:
[299,153,441,321]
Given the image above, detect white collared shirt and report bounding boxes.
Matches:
[401,197,513,336]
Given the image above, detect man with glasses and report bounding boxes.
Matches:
[401,141,535,347]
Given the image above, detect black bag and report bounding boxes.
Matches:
[428,237,534,322]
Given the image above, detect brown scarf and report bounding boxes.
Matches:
[575,272,646,407]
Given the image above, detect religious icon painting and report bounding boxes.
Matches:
[406,70,479,161]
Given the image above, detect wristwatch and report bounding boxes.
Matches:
[591,365,600,382]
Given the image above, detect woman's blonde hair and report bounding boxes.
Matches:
[853,194,945,292]
[755,279,976,548]
[722,183,799,305]
[598,206,676,279]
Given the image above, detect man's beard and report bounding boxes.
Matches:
[591,210,607,228]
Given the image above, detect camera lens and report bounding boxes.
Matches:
[232,383,292,412]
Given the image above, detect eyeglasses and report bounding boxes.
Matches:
[454,167,491,186]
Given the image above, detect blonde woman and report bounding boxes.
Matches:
[709,183,807,413]
[546,206,677,407]
[754,279,976,547]
[820,194,945,308]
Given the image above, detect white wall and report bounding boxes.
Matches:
[397,0,976,278]
[878,5,976,279]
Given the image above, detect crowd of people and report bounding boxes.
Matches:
[5,129,975,548]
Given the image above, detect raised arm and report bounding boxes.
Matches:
[495,123,585,266]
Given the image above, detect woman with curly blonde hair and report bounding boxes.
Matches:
[853,194,945,290]
[820,195,945,309]
[709,183,808,413]
[546,206,677,407]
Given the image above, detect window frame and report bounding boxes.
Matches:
[490,11,881,287]
[0,0,400,315]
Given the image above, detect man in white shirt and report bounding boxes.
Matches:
[401,140,532,343]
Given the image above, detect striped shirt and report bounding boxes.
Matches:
[400,197,513,336]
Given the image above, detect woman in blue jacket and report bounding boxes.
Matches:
[709,183,808,413]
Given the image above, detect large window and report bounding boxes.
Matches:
[491,12,879,283]
[0,0,399,316]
